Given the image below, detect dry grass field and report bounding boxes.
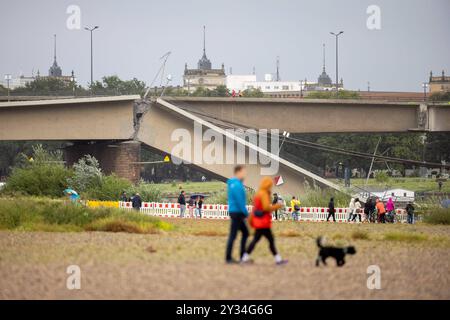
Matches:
[1,219,449,300]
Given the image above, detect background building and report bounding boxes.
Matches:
[429,70,450,93]
[183,27,226,93]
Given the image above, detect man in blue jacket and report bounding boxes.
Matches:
[225,165,249,263]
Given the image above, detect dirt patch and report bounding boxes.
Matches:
[0,220,449,299]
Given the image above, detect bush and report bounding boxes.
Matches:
[129,182,162,202]
[4,165,72,197]
[299,181,350,207]
[67,155,102,192]
[423,208,450,225]
[0,198,172,233]
[374,171,390,184]
[85,174,132,201]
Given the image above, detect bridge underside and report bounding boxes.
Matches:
[1,96,449,193]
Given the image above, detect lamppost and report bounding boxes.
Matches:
[4,74,12,102]
[422,82,429,101]
[280,131,290,151]
[84,26,99,90]
[299,80,303,98]
[330,31,344,97]
[71,71,77,97]
[186,78,191,96]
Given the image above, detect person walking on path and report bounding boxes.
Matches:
[178,190,186,218]
[326,197,336,222]
[351,198,362,222]
[242,177,288,265]
[290,196,301,221]
[131,193,142,211]
[225,165,249,264]
[376,198,386,223]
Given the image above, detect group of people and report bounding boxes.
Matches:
[120,191,142,211]
[177,191,203,218]
[326,196,415,224]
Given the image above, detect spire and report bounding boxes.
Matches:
[53,34,57,63]
[48,34,62,77]
[322,43,326,72]
[203,25,206,56]
[197,25,211,70]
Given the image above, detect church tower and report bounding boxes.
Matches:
[48,34,62,77]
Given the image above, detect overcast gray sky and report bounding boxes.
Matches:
[1,0,449,91]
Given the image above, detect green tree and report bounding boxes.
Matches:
[307,90,360,99]
[429,91,450,102]
[242,88,264,97]
[3,145,72,197]
[90,75,146,96]
[67,155,102,192]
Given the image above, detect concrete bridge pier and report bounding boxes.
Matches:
[64,141,141,183]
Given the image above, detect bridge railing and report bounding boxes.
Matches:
[115,201,416,223]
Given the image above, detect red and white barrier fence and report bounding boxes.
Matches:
[119,202,416,223]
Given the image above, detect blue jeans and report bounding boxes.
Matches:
[407,214,414,224]
[292,211,299,221]
[179,205,186,217]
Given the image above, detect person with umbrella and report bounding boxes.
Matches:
[64,188,80,203]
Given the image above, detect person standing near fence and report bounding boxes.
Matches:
[120,191,129,202]
[406,202,415,224]
[131,193,142,211]
[351,198,362,222]
[386,197,395,223]
[290,196,301,221]
[178,190,186,218]
[376,198,386,223]
[326,197,336,222]
[272,193,279,220]
[225,165,249,264]
[196,196,203,218]
[348,198,355,222]
[364,198,372,223]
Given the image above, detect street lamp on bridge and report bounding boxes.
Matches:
[4,74,12,102]
[84,25,99,90]
[330,31,344,97]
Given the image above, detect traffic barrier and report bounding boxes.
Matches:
[113,201,418,223]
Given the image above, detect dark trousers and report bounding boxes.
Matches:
[327,212,336,222]
[378,213,386,223]
[226,212,249,262]
[352,214,361,222]
[247,228,277,256]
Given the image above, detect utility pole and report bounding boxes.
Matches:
[366,137,381,186]
[84,26,99,90]
[330,31,344,97]
[422,82,429,101]
[276,56,280,81]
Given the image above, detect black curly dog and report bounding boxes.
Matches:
[315,236,356,267]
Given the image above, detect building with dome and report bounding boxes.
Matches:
[183,26,226,93]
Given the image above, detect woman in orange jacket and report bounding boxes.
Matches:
[241,177,288,265]
[376,198,386,223]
